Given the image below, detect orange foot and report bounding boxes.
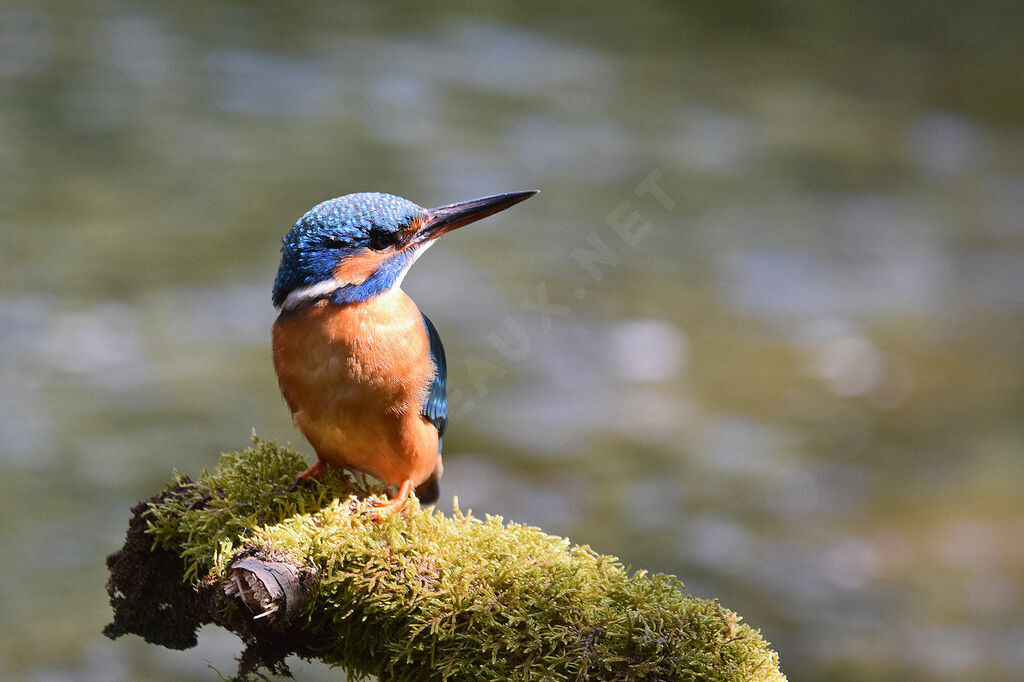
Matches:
[368,479,413,520]
[289,459,326,491]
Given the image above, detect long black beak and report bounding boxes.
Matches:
[417,190,538,243]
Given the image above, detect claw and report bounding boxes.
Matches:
[367,479,413,520]
[289,459,326,491]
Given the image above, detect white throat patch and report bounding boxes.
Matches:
[392,240,433,289]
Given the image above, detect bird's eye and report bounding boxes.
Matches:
[368,232,399,251]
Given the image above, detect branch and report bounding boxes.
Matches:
[105,438,786,681]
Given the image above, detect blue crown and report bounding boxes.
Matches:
[273,193,426,307]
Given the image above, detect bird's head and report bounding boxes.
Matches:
[272,190,537,310]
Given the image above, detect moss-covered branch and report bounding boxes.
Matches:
[105,438,785,681]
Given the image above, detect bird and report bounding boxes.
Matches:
[271,190,537,518]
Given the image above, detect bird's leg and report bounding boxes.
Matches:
[368,479,413,520]
[289,459,326,491]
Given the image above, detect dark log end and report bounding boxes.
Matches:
[104,485,208,649]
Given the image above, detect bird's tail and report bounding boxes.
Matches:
[415,468,441,505]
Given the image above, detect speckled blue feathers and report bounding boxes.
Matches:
[272,192,427,307]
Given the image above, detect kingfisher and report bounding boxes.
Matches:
[271,190,537,518]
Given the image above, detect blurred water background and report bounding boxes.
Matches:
[2,2,1023,680]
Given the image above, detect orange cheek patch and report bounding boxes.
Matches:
[332,249,394,286]
[402,216,425,239]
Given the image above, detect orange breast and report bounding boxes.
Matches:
[272,288,440,488]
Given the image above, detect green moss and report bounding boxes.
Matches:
[141,438,785,681]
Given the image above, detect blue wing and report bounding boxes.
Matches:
[420,313,447,446]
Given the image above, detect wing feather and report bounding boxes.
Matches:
[420,313,447,445]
